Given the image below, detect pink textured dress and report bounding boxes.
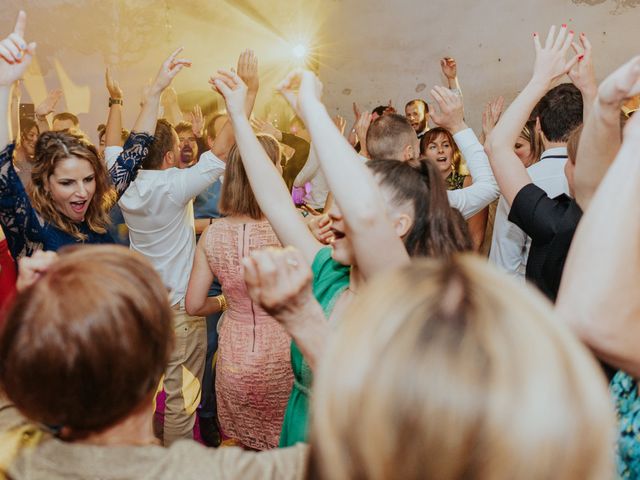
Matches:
[204,218,293,450]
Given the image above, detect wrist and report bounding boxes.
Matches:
[449,121,468,135]
[109,98,123,107]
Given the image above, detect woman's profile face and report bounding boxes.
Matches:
[514,135,534,167]
[424,133,453,177]
[21,126,38,156]
[47,156,97,222]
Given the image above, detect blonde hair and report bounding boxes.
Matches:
[218,134,281,220]
[309,255,615,480]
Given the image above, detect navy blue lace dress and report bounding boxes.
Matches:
[0,132,152,259]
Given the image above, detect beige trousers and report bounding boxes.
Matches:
[162,306,206,446]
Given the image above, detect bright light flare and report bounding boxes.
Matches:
[292,43,308,60]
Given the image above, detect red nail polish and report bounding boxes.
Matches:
[562,23,567,28]
[533,32,538,37]
[578,54,584,61]
[569,30,574,34]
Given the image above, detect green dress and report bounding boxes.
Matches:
[279,247,351,447]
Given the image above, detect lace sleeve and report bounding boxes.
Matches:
[108,132,154,199]
[0,144,45,259]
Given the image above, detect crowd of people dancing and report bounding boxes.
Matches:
[0,10,638,479]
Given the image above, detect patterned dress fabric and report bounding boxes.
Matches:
[0,133,152,259]
[204,219,293,450]
[610,370,640,479]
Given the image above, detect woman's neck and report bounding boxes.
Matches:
[68,397,159,447]
[349,265,365,294]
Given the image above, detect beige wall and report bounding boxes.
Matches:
[1,0,639,142]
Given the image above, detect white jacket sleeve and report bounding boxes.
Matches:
[293,145,320,187]
[447,128,499,219]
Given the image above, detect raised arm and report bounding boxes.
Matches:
[212,69,322,265]
[441,56,461,93]
[573,56,640,210]
[485,25,578,206]
[567,33,597,119]
[209,49,259,160]
[556,108,640,378]
[279,70,409,276]
[34,89,62,133]
[430,86,499,218]
[104,67,124,147]
[108,48,190,198]
[0,12,45,260]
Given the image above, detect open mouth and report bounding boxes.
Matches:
[70,201,87,214]
[436,156,448,163]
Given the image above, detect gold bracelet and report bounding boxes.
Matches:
[216,294,227,312]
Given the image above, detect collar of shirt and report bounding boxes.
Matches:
[539,146,568,161]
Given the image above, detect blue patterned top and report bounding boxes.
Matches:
[0,132,152,259]
[611,370,640,479]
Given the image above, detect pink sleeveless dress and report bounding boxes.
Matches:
[204,218,293,449]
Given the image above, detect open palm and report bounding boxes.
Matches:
[0,11,36,87]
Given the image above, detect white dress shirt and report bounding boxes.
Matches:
[489,147,570,280]
[106,147,225,305]
[447,128,500,219]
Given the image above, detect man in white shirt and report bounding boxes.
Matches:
[489,83,583,279]
[107,119,225,446]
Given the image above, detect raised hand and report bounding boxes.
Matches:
[277,69,323,120]
[105,67,123,100]
[568,33,596,96]
[352,101,362,121]
[35,88,63,117]
[429,85,466,134]
[532,25,578,85]
[0,11,36,87]
[190,104,204,137]
[307,213,334,245]
[481,96,504,140]
[243,247,316,321]
[211,68,248,117]
[597,55,640,107]
[237,49,259,94]
[250,116,282,139]
[149,47,191,97]
[16,250,58,293]
[354,110,372,151]
[441,57,457,80]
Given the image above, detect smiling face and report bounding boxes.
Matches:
[514,135,534,167]
[47,156,97,222]
[21,126,38,157]
[424,133,454,177]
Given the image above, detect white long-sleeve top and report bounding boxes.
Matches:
[106,147,225,305]
[447,128,500,219]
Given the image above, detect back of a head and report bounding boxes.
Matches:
[367,158,472,256]
[52,112,80,129]
[366,113,416,160]
[218,134,280,219]
[0,245,174,433]
[143,118,175,170]
[310,256,614,480]
[534,83,583,143]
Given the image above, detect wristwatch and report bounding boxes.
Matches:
[109,98,123,107]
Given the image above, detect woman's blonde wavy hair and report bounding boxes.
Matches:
[309,255,615,480]
[29,132,116,241]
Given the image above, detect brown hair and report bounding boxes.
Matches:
[566,124,584,166]
[218,134,281,220]
[309,255,615,480]
[0,245,173,434]
[421,127,463,174]
[143,119,176,170]
[174,121,193,136]
[367,159,472,256]
[366,114,416,160]
[30,131,116,241]
[52,112,79,128]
